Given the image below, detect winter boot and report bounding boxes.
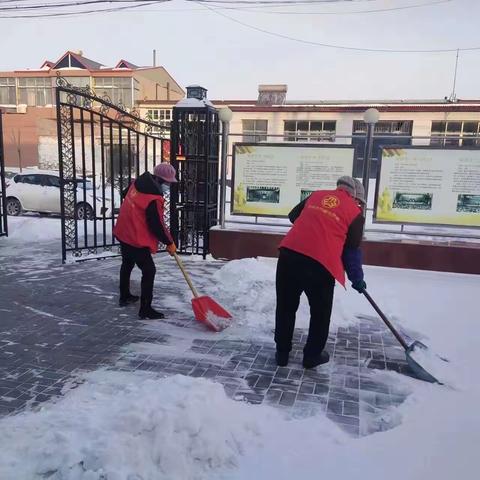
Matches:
[119,294,140,307]
[275,350,289,367]
[138,306,165,320]
[303,351,330,369]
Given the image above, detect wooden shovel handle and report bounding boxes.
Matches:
[173,252,199,298]
[362,290,409,351]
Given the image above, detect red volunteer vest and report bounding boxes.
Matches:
[113,185,166,253]
[280,188,361,286]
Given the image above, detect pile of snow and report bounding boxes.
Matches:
[2,216,114,249]
[4,216,61,243]
[230,382,479,480]
[408,342,450,384]
[0,371,346,480]
[1,368,478,479]
[210,257,307,331]
[0,255,479,478]
[211,257,277,329]
[209,257,360,332]
[205,311,233,331]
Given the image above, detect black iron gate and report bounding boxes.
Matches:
[170,86,220,258]
[56,77,170,263]
[0,111,7,238]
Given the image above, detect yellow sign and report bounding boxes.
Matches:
[375,147,480,228]
[232,144,355,217]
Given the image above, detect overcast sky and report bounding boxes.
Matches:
[1,0,479,101]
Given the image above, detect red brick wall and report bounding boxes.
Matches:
[2,108,56,169]
[209,228,480,275]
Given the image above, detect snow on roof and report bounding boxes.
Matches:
[282,99,478,107]
[175,97,215,109]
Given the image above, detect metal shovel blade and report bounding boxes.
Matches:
[362,290,446,384]
[406,341,442,384]
[191,295,232,332]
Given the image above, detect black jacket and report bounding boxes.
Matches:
[123,172,172,245]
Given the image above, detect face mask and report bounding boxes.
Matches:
[160,183,170,195]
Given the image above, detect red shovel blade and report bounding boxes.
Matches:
[191,295,232,332]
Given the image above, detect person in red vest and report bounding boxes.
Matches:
[275,176,367,369]
[113,163,177,320]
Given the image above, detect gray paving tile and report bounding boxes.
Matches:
[279,391,297,407]
[0,241,411,436]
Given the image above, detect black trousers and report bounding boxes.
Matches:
[119,242,156,309]
[275,248,335,358]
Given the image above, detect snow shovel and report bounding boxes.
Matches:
[172,252,232,332]
[362,289,443,384]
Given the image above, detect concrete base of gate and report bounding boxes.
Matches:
[209,226,480,275]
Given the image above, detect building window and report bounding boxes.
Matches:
[147,109,172,136]
[133,78,140,103]
[351,120,413,178]
[55,55,88,70]
[284,120,336,142]
[63,77,91,88]
[0,78,16,105]
[94,77,132,106]
[147,109,172,127]
[242,119,268,142]
[352,120,412,135]
[18,77,53,106]
[431,121,480,147]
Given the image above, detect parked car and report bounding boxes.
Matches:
[4,170,18,180]
[5,171,115,219]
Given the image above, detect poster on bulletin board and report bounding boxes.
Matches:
[374,147,480,228]
[232,143,355,217]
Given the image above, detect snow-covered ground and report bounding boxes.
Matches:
[4,215,62,243]
[0,217,479,479]
[3,216,116,262]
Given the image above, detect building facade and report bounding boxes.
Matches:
[139,84,480,177]
[0,51,184,168]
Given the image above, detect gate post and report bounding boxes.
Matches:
[0,111,8,237]
[361,108,380,204]
[170,86,219,258]
[218,107,233,229]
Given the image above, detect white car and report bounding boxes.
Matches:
[5,171,116,220]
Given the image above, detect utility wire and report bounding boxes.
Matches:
[0,0,371,6]
[198,2,478,53]
[191,0,377,4]
[0,0,157,3]
[0,0,165,11]
[0,0,167,16]
[207,0,453,15]
[0,0,452,16]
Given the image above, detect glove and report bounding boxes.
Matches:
[351,280,367,293]
[166,243,177,256]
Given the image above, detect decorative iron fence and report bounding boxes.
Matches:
[0,111,7,238]
[56,77,170,263]
[170,90,220,258]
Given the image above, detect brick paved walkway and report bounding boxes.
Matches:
[0,237,416,437]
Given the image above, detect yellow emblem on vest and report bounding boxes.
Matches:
[322,195,339,209]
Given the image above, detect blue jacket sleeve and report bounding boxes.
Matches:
[342,247,364,284]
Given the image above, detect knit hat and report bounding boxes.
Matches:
[153,163,178,183]
[337,176,366,205]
